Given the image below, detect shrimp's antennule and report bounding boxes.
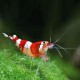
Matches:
[54,46,63,57]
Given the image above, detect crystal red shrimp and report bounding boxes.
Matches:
[3,33,54,61]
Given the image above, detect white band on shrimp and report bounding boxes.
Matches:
[39,42,44,52]
[16,39,21,47]
[24,41,32,49]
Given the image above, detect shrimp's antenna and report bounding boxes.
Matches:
[55,44,70,55]
[54,32,65,43]
[61,48,76,49]
[50,26,52,43]
[54,27,72,43]
[54,46,63,57]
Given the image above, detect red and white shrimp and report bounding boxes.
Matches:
[3,31,72,61]
[3,33,54,61]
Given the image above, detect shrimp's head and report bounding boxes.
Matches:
[39,41,54,54]
[38,41,54,61]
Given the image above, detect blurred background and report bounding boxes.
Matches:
[0,0,80,79]
[0,0,80,42]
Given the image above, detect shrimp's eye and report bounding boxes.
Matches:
[43,41,45,44]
